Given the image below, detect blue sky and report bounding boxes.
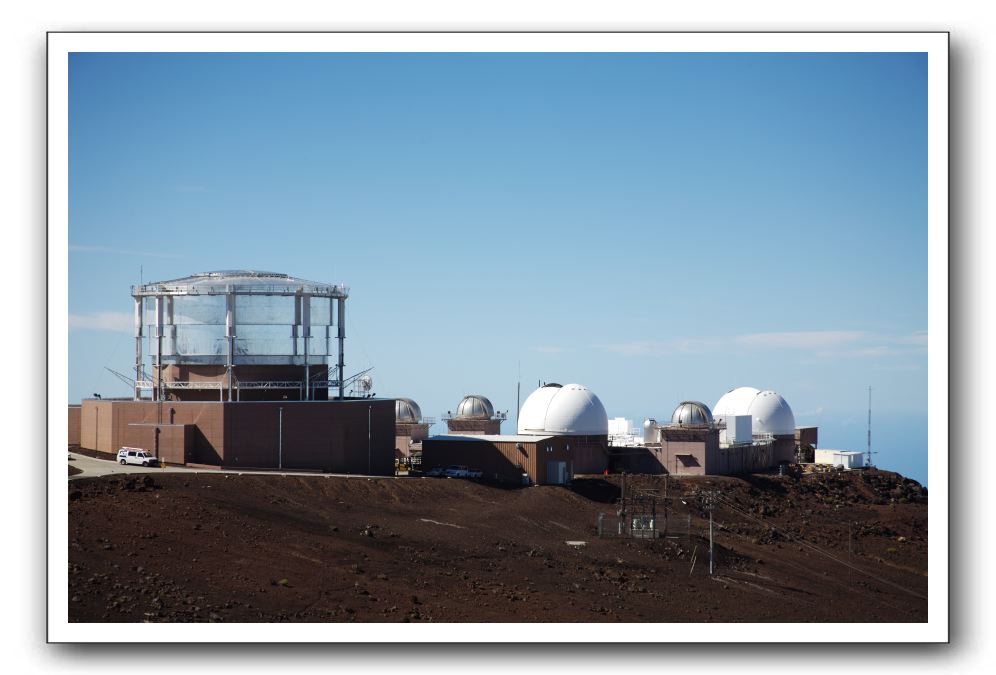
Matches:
[68,52,929,483]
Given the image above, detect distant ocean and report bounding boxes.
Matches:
[814,411,929,488]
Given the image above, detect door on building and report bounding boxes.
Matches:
[546,460,568,485]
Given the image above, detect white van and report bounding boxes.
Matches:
[116,447,158,467]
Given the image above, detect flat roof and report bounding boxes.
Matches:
[426,434,556,443]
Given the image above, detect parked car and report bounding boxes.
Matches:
[117,447,158,467]
[467,469,483,479]
[443,465,471,478]
[424,466,446,477]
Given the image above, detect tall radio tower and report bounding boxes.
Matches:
[866,386,873,467]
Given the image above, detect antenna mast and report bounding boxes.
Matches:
[866,385,872,467]
[516,361,521,431]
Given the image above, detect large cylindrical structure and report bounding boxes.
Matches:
[132,270,349,402]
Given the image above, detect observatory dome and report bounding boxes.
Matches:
[455,395,495,420]
[517,383,608,436]
[712,387,762,423]
[395,398,422,424]
[671,401,714,426]
[748,391,796,436]
[712,387,795,436]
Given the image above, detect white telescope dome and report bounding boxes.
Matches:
[517,383,608,435]
[713,386,762,424]
[749,390,796,436]
[712,386,795,436]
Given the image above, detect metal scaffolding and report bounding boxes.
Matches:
[131,271,350,402]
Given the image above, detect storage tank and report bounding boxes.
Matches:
[643,418,658,445]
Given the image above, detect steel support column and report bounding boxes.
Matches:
[226,288,235,402]
[133,296,143,400]
[154,296,163,405]
[302,293,311,400]
[337,297,346,400]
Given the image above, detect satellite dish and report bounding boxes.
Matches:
[357,375,373,393]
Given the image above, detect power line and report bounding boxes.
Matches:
[712,494,926,601]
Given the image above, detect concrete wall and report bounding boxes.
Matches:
[569,436,609,474]
[78,398,395,474]
[773,436,797,464]
[711,442,774,475]
[610,445,667,474]
[68,405,81,446]
[395,422,431,458]
[223,400,394,473]
[445,419,502,435]
[660,427,718,476]
[124,423,191,465]
[422,436,576,485]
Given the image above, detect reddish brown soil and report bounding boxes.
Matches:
[67,468,927,623]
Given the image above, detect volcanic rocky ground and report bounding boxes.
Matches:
[67,467,928,623]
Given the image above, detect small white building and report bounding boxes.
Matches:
[814,449,865,469]
[607,417,642,447]
[720,415,752,446]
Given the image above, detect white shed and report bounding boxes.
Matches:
[814,449,865,469]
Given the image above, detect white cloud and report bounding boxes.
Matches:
[734,331,867,350]
[534,346,566,354]
[70,244,184,259]
[595,340,668,357]
[68,311,133,333]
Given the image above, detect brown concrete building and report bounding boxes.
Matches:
[73,270,397,474]
[422,434,578,485]
[77,398,395,474]
[652,425,779,476]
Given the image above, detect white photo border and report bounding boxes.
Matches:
[48,31,948,644]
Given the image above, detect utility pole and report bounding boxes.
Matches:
[516,361,521,432]
[701,490,719,575]
[367,405,372,475]
[278,407,283,470]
